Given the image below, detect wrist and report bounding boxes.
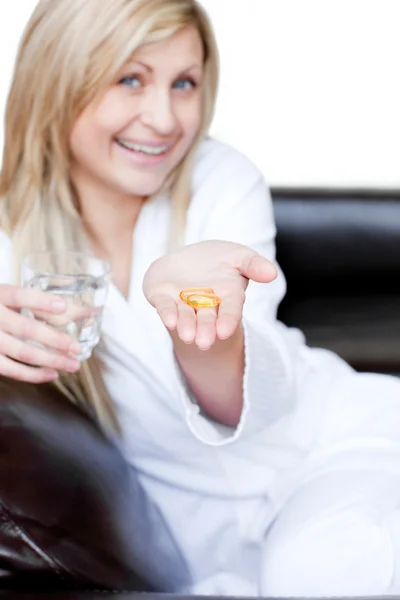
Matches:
[171,323,245,427]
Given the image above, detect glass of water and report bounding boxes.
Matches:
[22,251,112,361]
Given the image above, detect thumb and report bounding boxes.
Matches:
[239,254,278,283]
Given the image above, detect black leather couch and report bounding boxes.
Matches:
[273,187,400,375]
[2,187,400,600]
[0,378,190,595]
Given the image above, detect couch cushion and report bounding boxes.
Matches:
[272,188,400,372]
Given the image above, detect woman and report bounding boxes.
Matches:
[1,0,400,596]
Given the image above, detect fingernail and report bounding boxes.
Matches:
[52,299,66,312]
[69,342,81,354]
[65,361,80,372]
[165,319,177,330]
[45,371,58,381]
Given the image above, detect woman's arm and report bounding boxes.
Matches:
[144,141,298,444]
[171,310,245,428]
[170,145,293,434]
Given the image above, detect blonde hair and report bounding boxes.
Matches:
[0,0,219,430]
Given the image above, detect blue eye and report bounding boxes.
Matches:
[119,75,141,88]
[173,78,196,91]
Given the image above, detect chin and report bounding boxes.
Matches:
[120,174,172,198]
[124,183,164,198]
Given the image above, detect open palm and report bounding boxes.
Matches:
[143,240,277,350]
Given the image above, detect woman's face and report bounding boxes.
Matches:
[70,25,204,199]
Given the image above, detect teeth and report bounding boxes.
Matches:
[118,140,169,155]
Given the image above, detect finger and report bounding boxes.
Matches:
[216,291,245,340]
[0,331,80,373]
[152,293,178,330]
[239,255,278,283]
[0,306,81,355]
[0,354,59,384]
[195,307,218,350]
[0,284,67,313]
[177,300,197,344]
[34,304,96,327]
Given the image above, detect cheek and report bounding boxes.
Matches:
[94,90,139,134]
[70,112,105,156]
[72,93,138,149]
[180,99,203,142]
[69,113,110,170]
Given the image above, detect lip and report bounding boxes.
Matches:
[115,139,171,167]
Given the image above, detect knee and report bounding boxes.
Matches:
[261,498,394,596]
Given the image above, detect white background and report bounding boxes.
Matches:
[1,0,399,188]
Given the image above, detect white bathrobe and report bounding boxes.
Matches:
[2,138,400,596]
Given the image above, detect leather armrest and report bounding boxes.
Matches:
[0,377,150,591]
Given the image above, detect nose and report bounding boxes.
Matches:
[140,86,178,136]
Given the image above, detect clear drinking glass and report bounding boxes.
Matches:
[22,251,112,361]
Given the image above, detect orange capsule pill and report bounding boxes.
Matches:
[179,287,214,302]
[186,293,221,309]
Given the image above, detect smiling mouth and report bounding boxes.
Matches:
[116,139,171,156]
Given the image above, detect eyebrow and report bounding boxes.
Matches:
[132,61,203,73]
